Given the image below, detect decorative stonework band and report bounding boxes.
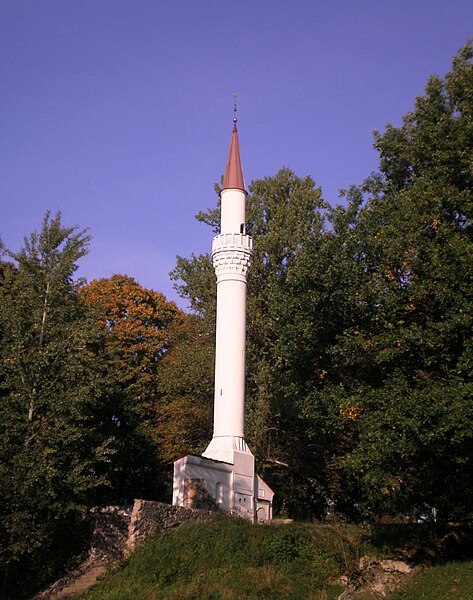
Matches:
[212,233,253,282]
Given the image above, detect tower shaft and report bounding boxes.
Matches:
[212,227,252,438]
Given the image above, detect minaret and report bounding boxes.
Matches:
[172,107,273,521]
[202,110,253,463]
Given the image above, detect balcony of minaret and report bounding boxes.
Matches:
[212,233,253,281]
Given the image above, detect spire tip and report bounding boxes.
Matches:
[232,91,238,123]
[223,94,245,191]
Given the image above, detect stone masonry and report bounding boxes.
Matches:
[126,499,215,552]
[32,500,216,599]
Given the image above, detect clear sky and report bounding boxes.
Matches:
[1,1,471,308]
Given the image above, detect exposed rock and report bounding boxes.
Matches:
[380,559,414,574]
[89,504,133,561]
[336,555,419,599]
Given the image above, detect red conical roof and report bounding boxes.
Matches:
[222,121,245,191]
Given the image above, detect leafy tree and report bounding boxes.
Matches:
[79,275,181,502]
[0,213,113,598]
[152,313,214,466]
[322,41,473,520]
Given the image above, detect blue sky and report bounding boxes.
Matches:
[1,1,471,308]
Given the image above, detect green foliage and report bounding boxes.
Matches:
[171,253,216,326]
[84,516,372,600]
[152,314,214,467]
[335,377,473,519]
[0,213,114,597]
[322,42,473,519]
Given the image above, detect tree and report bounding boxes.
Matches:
[0,213,113,598]
[79,274,181,502]
[152,313,214,466]
[322,41,473,520]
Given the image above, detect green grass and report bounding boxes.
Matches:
[82,517,473,600]
[389,560,473,600]
[82,515,375,600]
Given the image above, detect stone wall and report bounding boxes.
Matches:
[126,500,216,552]
[89,504,134,560]
[32,501,216,599]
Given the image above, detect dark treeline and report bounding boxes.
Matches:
[0,43,472,598]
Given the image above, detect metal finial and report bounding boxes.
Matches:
[233,91,238,123]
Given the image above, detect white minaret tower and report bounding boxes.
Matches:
[172,106,273,521]
[202,107,253,464]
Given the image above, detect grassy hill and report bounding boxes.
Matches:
[82,515,473,600]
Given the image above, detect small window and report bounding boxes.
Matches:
[240,223,245,234]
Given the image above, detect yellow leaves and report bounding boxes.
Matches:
[340,405,363,420]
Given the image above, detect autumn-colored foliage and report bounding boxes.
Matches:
[80,274,181,400]
[79,275,182,503]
